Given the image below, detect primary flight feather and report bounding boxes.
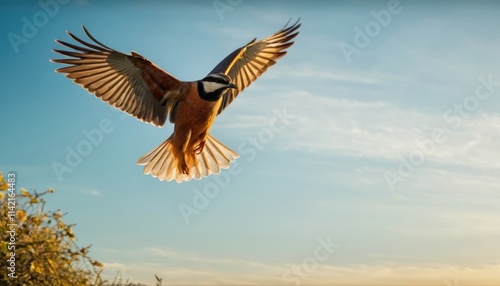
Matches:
[52,19,301,183]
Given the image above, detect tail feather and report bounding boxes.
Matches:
[137,134,239,183]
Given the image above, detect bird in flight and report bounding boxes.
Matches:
[52,20,300,183]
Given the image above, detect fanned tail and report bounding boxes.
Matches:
[137,134,239,183]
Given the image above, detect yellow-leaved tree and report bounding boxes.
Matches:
[0,171,162,286]
[0,171,104,285]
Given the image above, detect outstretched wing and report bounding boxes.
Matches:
[209,19,301,115]
[52,26,187,126]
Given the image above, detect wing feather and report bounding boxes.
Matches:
[52,26,188,126]
[209,19,300,115]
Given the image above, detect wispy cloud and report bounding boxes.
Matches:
[81,188,101,196]
[100,247,500,285]
[260,89,500,170]
[266,62,399,85]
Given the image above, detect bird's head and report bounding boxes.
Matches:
[197,73,237,101]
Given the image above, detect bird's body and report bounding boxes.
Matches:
[52,20,300,183]
[169,82,220,173]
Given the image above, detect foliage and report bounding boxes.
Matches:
[0,171,103,286]
[0,171,162,286]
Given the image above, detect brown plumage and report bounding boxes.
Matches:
[52,19,300,183]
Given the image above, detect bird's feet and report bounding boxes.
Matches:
[194,140,206,155]
[181,162,190,175]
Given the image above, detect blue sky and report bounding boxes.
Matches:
[2,0,500,285]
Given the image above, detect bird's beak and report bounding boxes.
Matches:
[227,83,237,89]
